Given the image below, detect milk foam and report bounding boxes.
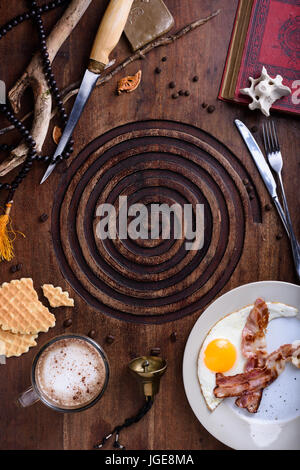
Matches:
[36,338,106,408]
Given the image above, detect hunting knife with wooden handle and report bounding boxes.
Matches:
[40,0,134,184]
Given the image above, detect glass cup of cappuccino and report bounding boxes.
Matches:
[18,334,109,412]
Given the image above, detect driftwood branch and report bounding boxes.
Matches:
[0,9,220,176]
[0,0,92,176]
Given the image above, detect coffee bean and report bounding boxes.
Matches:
[170,332,177,343]
[155,67,161,74]
[16,263,23,271]
[251,126,258,133]
[129,351,137,360]
[169,81,176,89]
[63,318,72,328]
[106,334,115,344]
[172,93,179,99]
[201,102,208,108]
[185,90,190,96]
[192,75,199,82]
[207,105,215,113]
[161,56,167,62]
[265,203,272,211]
[10,265,17,273]
[243,178,249,185]
[150,347,161,356]
[88,329,96,339]
[249,193,255,200]
[276,232,283,240]
[39,213,48,222]
[246,185,253,193]
[178,90,184,96]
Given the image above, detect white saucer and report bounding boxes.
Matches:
[183,281,300,450]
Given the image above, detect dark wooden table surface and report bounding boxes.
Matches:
[0,0,299,450]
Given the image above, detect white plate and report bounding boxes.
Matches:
[183,281,300,450]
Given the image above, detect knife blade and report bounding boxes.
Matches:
[235,119,289,235]
[40,70,98,184]
[40,0,134,184]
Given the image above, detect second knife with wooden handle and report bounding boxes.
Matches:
[40,0,134,184]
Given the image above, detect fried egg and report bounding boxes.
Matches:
[198,302,299,411]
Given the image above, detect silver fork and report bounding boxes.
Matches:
[262,121,300,281]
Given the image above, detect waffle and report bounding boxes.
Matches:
[0,278,56,334]
[42,284,74,308]
[0,328,37,357]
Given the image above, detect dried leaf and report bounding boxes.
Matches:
[117,70,142,95]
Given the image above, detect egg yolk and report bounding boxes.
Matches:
[204,338,237,372]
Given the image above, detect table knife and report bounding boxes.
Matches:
[235,119,289,236]
[40,0,134,184]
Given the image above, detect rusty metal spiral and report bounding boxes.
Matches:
[52,120,259,323]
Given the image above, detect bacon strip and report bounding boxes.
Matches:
[214,342,300,399]
[235,390,263,413]
[241,298,269,367]
[235,298,269,412]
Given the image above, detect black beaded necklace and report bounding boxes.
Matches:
[0,0,74,259]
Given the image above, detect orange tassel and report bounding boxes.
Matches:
[0,202,24,262]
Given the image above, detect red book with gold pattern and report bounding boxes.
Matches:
[219,0,300,115]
